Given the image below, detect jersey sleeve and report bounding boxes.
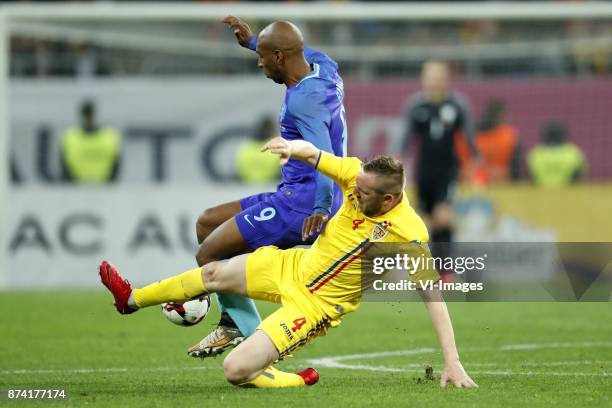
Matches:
[406,243,440,285]
[316,152,362,192]
[303,45,338,71]
[247,36,258,51]
[289,88,335,214]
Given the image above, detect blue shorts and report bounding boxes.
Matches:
[236,191,316,250]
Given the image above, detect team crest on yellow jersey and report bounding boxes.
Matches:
[371,221,392,241]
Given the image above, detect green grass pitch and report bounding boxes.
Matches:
[1,291,611,407]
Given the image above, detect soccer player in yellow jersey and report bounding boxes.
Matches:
[100,137,477,389]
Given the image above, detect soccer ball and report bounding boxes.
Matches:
[161,296,211,326]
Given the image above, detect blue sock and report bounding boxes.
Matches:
[216,294,261,336]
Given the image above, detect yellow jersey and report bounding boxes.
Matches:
[62,127,121,183]
[299,152,430,319]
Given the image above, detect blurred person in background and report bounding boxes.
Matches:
[456,99,520,184]
[527,120,586,188]
[60,100,121,183]
[400,61,478,260]
[235,115,281,184]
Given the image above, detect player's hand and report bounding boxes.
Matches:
[222,15,253,48]
[262,137,292,165]
[440,361,478,388]
[302,212,329,242]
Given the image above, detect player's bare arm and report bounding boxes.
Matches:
[222,15,253,48]
[419,289,478,388]
[261,137,319,166]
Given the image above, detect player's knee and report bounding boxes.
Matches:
[223,356,252,385]
[196,232,225,267]
[195,242,211,267]
[201,262,221,292]
[196,207,219,244]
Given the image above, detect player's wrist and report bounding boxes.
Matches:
[289,140,318,163]
[441,343,460,362]
[443,353,461,364]
[312,207,330,216]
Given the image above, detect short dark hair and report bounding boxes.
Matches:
[362,156,405,195]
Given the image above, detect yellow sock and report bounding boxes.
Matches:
[240,366,305,388]
[132,267,206,308]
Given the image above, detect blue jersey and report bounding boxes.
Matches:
[249,37,348,216]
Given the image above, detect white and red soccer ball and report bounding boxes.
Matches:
[161,296,211,326]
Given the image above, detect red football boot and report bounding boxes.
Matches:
[296,368,319,386]
[99,260,137,315]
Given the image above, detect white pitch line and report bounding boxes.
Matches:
[0,365,214,376]
[2,364,610,378]
[498,341,611,351]
[306,341,612,377]
[404,360,611,368]
[309,341,612,365]
[3,342,611,378]
[0,363,305,377]
[299,365,612,377]
[468,370,612,377]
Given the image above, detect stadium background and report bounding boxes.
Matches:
[0,2,611,406]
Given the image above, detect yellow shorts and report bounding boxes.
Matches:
[246,246,332,358]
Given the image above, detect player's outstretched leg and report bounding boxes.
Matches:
[222,330,319,388]
[98,254,249,313]
[99,260,205,314]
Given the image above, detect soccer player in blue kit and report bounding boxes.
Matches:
[186,16,348,357]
